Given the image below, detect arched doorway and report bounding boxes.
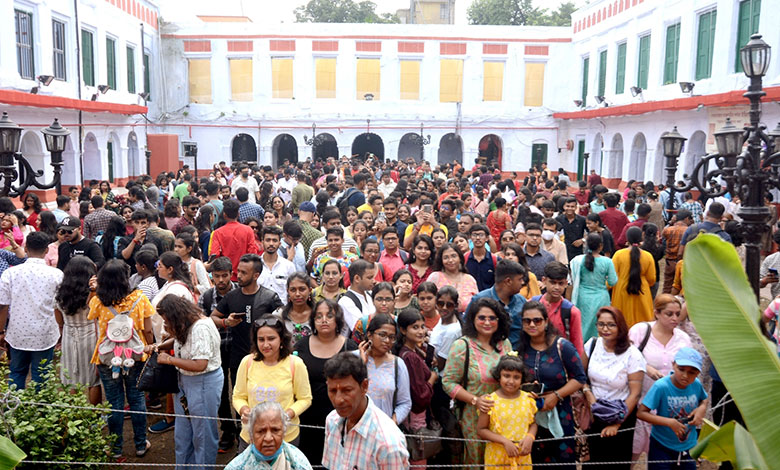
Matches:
[629,133,646,181]
[83,133,101,182]
[312,133,338,162]
[108,132,122,182]
[231,133,257,163]
[20,132,47,187]
[127,132,140,178]
[610,133,624,179]
[272,134,299,168]
[61,132,78,186]
[478,135,502,169]
[398,133,424,161]
[351,133,384,161]
[438,133,462,166]
[685,131,706,180]
[591,133,604,176]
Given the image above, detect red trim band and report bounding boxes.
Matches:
[553,86,780,120]
[0,89,147,115]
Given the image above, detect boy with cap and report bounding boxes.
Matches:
[56,216,105,271]
[637,347,708,470]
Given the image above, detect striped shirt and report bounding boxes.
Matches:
[322,397,409,470]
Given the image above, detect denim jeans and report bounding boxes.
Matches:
[8,346,54,390]
[97,363,148,454]
[173,368,223,469]
[648,437,696,470]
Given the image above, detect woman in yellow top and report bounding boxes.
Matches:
[499,243,542,300]
[233,314,312,451]
[611,226,657,328]
[88,259,155,459]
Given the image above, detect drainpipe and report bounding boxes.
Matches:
[74,0,84,187]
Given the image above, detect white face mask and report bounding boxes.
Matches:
[541,230,555,241]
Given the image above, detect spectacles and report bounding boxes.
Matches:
[314,313,335,323]
[522,318,544,325]
[437,300,455,309]
[471,233,486,239]
[254,316,282,328]
[373,331,396,342]
[58,229,74,235]
[476,315,498,323]
[597,322,618,329]
[374,297,394,304]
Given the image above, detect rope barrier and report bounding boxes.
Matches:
[17,459,699,468]
[15,395,734,446]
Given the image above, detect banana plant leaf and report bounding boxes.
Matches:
[691,420,766,469]
[0,435,25,470]
[682,234,780,468]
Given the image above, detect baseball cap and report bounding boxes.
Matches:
[58,217,80,231]
[299,201,316,213]
[674,347,703,371]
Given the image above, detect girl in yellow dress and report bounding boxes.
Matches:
[477,354,538,470]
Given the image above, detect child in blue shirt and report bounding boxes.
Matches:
[637,347,708,470]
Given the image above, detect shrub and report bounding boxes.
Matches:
[0,357,114,469]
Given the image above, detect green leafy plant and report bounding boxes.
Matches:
[682,233,780,469]
[0,358,114,469]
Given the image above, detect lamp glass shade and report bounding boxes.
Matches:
[714,118,744,156]
[41,118,71,153]
[740,34,771,78]
[0,112,22,155]
[661,127,687,158]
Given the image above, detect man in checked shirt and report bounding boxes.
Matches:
[322,353,409,470]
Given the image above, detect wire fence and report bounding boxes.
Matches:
[16,394,734,445]
[6,394,730,468]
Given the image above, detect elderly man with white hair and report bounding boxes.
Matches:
[225,402,312,470]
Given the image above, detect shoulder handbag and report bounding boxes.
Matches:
[137,351,180,394]
[398,350,443,461]
[557,338,592,431]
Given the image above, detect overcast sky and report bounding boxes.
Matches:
[160,0,587,26]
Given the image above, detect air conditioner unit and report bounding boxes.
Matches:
[182,141,197,157]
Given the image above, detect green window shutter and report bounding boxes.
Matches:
[616,43,626,94]
[598,50,607,96]
[106,38,116,89]
[127,47,135,93]
[581,57,589,104]
[637,34,650,89]
[663,23,680,84]
[696,10,717,80]
[81,30,94,86]
[143,53,151,101]
[736,0,761,73]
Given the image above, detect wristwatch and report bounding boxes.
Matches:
[471,396,478,406]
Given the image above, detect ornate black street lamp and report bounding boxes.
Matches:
[407,123,431,147]
[303,123,328,147]
[661,34,773,299]
[0,112,70,198]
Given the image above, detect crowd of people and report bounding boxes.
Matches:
[0,156,763,470]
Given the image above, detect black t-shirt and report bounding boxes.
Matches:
[57,237,105,270]
[215,286,282,368]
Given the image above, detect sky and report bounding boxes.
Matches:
[159,0,587,26]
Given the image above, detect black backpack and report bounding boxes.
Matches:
[336,188,359,225]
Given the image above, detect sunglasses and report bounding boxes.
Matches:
[58,229,75,235]
[254,316,282,328]
[437,300,455,309]
[522,317,545,325]
[477,315,499,323]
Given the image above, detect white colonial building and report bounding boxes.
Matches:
[1,0,779,198]
[554,0,780,188]
[0,0,160,200]
[155,19,573,174]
